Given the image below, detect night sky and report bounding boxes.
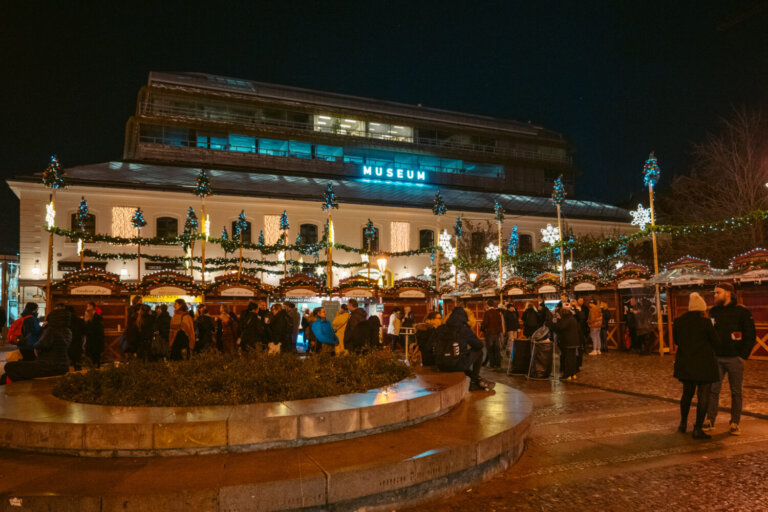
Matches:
[1,1,767,253]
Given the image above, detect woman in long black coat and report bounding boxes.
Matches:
[673,292,719,439]
[554,306,582,380]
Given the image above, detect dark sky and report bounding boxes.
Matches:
[1,1,767,252]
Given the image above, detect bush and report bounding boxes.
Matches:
[52,351,412,407]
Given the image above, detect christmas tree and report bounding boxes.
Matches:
[321,183,338,211]
[280,210,290,231]
[507,225,519,256]
[258,230,265,246]
[131,207,147,229]
[432,190,447,216]
[454,216,463,239]
[183,207,199,234]
[494,200,504,223]
[296,233,303,245]
[77,197,89,231]
[235,211,248,242]
[551,175,566,206]
[363,219,376,243]
[194,169,213,198]
[42,155,66,190]
[643,152,661,187]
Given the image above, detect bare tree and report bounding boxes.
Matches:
[660,108,768,265]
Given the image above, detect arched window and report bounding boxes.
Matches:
[419,229,434,250]
[519,234,533,253]
[300,224,318,245]
[362,226,380,252]
[70,213,96,239]
[231,221,253,243]
[156,217,178,239]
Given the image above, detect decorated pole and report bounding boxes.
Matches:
[183,207,199,278]
[77,197,89,269]
[257,230,265,282]
[280,210,290,277]
[432,190,447,292]
[321,184,339,293]
[235,211,247,277]
[494,200,504,302]
[453,216,463,298]
[643,152,664,356]
[195,169,213,283]
[131,207,147,280]
[364,219,375,281]
[42,156,66,307]
[552,175,567,287]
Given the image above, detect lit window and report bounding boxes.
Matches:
[111,207,138,238]
[390,222,410,252]
[264,215,281,245]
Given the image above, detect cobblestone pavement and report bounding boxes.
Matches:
[404,354,768,512]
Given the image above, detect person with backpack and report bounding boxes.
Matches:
[522,302,538,338]
[67,305,86,370]
[431,307,495,391]
[1,303,72,385]
[415,311,442,366]
[502,303,519,358]
[9,302,42,362]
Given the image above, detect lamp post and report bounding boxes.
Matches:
[494,201,505,303]
[552,175,567,287]
[643,152,664,356]
[433,191,447,292]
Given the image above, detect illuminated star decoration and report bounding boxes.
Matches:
[321,183,338,211]
[494,200,504,223]
[507,225,519,256]
[557,261,573,272]
[551,175,566,206]
[541,224,560,246]
[630,204,653,231]
[432,190,447,216]
[423,266,432,277]
[643,152,661,188]
[194,169,213,198]
[485,242,500,261]
[77,239,83,256]
[45,201,55,229]
[454,216,463,239]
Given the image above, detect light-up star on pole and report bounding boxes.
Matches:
[485,242,500,261]
[541,224,560,246]
[630,203,653,231]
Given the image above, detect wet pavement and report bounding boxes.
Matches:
[405,352,768,512]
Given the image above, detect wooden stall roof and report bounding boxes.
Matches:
[52,268,129,295]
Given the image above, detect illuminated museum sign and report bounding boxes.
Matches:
[362,165,426,182]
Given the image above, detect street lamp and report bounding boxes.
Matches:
[376,255,388,273]
[469,271,478,284]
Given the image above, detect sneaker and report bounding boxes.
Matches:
[729,422,741,436]
[588,350,599,356]
[469,381,484,392]
[692,428,711,440]
[479,378,496,391]
[701,420,714,432]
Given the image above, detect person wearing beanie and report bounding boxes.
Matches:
[703,282,756,436]
[672,292,719,439]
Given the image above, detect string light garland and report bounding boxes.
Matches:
[280,210,290,231]
[454,216,463,239]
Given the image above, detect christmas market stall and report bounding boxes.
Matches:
[533,272,561,309]
[728,249,768,360]
[381,276,434,321]
[51,268,131,362]
[501,276,535,317]
[569,268,622,351]
[611,263,656,352]
[204,272,272,316]
[134,271,204,312]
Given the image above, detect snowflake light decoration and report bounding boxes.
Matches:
[541,224,560,245]
[557,261,573,272]
[630,203,653,231]
[439,229,452,252]
[423,266,432,277]
[444,245,456,260]
[616,261,624,270]
[485,242,500,261]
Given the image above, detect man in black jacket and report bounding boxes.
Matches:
[433,307,495,391]
[703,282,756,436]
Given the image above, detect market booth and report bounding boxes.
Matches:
[501,276,535,312]
[612,263,656,351]
[380,277,434,324]
[533,272,561,308]
[728,249,768,360]
[51,268,130,361]
[569,269,621,351]
[204,272,272,316]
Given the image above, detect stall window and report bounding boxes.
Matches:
[231,221,253,243]
[419,229,434,250]
[362,227,379,252]
[300,224,318,245]
[156,217,178,239]
[70,213,96,236]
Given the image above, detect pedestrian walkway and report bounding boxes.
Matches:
[405,354,768,512]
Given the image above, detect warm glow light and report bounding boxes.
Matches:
[469,271,478,283]
[264,214,281,245]
[45,202,55,229]
[541,224,560,245]
[277,251,285,262]
[77,239,83,255]
[376,255,388,273]
[390,221,410,252]
[485,242,500,261]
[204,214,210,240]
[557,261,573,271]
[31,260,40,275]
[361,253,369,263]
[423,266,432,277]
[120,267,128,277]
[328,218,335,244]
[316,266,324,276]
[111,207,138,238]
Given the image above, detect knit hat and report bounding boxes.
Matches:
[688,292,707,312]
[715,282,735,296]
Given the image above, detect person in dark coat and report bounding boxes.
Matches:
[555,305,582,380]
[673,292,720,439]
[66,305,86,370]
[521,302,539,338]
[84,302,105,367]
[154,304,171,347]
[136,304,155,360]
[240,300,267,349]
[124,296,143,356]
[1,304,71,384]
[269,303,292,352]
[194,305,215,353]
[284,302,301,353]
[17,302,42,361]
[414,311,442,366]
[431,307,494,391]
[344,299,367,349]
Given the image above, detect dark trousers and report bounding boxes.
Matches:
[680,381,711,428]
[600,328,607,351]
[707,356,744,425]
[170,334,189,361]
[483,333,502,368]
[85,350,102,368]
[20,348,36,362]
[2,361,68,384]
[465,348,483,381]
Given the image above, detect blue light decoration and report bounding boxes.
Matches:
[363,219,376,244]
[296,233,303,245]
[77,197,89,231]
[454,216,463,239]
[131,207,147,229]
[183,207,198,234]
[194,169,213,198]
[280,210,290,231]
[643,152,661,188]
[507,225,519,256]
[321,183,339,211]
[221,226,229,241]
[258,230,265,247]
[42,155,66,190]
[432,190,447,216]
[494,200,504,223]
[235,210,248,241]
[551,175,566,206]
[362,165,426,182]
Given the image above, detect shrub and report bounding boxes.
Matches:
[52,351,412,406]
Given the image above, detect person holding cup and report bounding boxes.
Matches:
[703,282,756,436]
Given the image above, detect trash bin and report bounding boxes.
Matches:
[508,338,531,375]
[529,339,553,379]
